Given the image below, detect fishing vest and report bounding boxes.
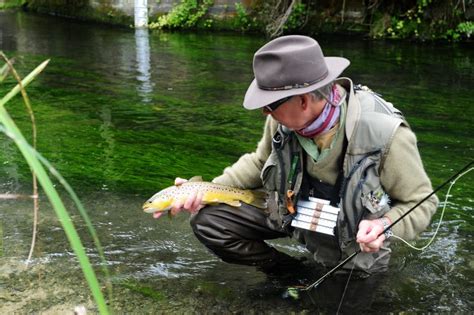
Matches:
[260,78,408,273]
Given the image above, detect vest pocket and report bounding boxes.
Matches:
[358,160,390,219]
[340,151,386,245]
[361,186,390,218]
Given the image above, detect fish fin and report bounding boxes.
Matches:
[188,176,203,182]
[245,190,268,209]
[207,198,241,207]
[222,200,242,207]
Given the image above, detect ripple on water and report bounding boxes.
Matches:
[135,256,217,279]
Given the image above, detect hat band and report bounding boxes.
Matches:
[257,69,329,91]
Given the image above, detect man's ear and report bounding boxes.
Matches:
[300,93,311,110]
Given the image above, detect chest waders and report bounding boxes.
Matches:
[261,78,408,273]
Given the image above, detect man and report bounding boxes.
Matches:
[169,35,438,275]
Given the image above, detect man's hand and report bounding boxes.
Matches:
[169,177,204,216]
[356,217,391,252]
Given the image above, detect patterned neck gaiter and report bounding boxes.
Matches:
[296,85,342,138]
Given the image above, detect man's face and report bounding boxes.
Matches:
[263,94,325,131]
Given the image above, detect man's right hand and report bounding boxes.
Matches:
[169,177,204,216]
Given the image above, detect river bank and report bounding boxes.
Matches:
[1,0,473,42]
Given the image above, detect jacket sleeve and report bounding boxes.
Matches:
[381,126,439,240]
[212,116,278,189]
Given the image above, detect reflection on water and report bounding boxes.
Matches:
[135,28,152,103]
[99,107,116,190]
[0,10,472,314]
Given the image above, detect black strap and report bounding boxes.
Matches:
[300,134,348,207]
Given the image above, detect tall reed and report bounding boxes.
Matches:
[0,54,110,314]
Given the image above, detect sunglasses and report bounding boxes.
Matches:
[263,96,292,112]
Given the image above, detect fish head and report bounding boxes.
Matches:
[142,198,172,213]
[142,188,175,216]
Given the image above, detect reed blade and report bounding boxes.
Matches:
[0,58,50,107]
[0,61,11,82]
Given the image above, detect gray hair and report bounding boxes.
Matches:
[310,82,334,102]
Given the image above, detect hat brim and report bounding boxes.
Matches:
[243,57,350,110]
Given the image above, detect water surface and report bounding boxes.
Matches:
[0,10,473,313]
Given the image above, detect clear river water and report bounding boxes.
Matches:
[0,10,473,314]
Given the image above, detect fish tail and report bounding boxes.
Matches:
[244,190,268,209]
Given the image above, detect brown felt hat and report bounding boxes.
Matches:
[243,35,350,110]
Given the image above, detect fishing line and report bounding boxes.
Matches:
[336,254,357,314]
[391,166,473,251]
[333,165,473,311]
[290,160,474,294]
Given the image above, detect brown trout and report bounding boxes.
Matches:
[143,176,267,218]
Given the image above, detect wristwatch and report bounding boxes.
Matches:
[378,217,393,239]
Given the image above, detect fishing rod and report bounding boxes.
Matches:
[299,160,474,292]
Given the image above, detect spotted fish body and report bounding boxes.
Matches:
[143,177,267,217]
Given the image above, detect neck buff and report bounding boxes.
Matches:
[296,85,342,138]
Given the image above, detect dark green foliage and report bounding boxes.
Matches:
[233,2,260,32]
[0,0,25,9]
[237,0,473,41]
[2,0,471,41]
[369,0,473,41]
[283,2,308,32]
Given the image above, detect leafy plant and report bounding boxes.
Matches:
[384,0,431,39]
[456,21,473,38]
[371,0,472,41]
[0,54,110,314]
[233,2,258,32]
[149,0,214,30]
[283,2,308,32]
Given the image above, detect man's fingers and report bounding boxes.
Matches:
[359,235,386,252]
[357,219,384,243]
[190,191,204,213]
[174,177,187,186]
[356,220,371,240]
[184,191,197,210]
[357,219,387,253]
[170,199,184,216]
[169,190,204,216]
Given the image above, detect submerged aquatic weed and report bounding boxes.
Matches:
[118,280,166,301]
[0,53,110,314]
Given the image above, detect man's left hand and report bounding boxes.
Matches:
[356,217,390,253]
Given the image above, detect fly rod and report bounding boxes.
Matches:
[300,159,474,292]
